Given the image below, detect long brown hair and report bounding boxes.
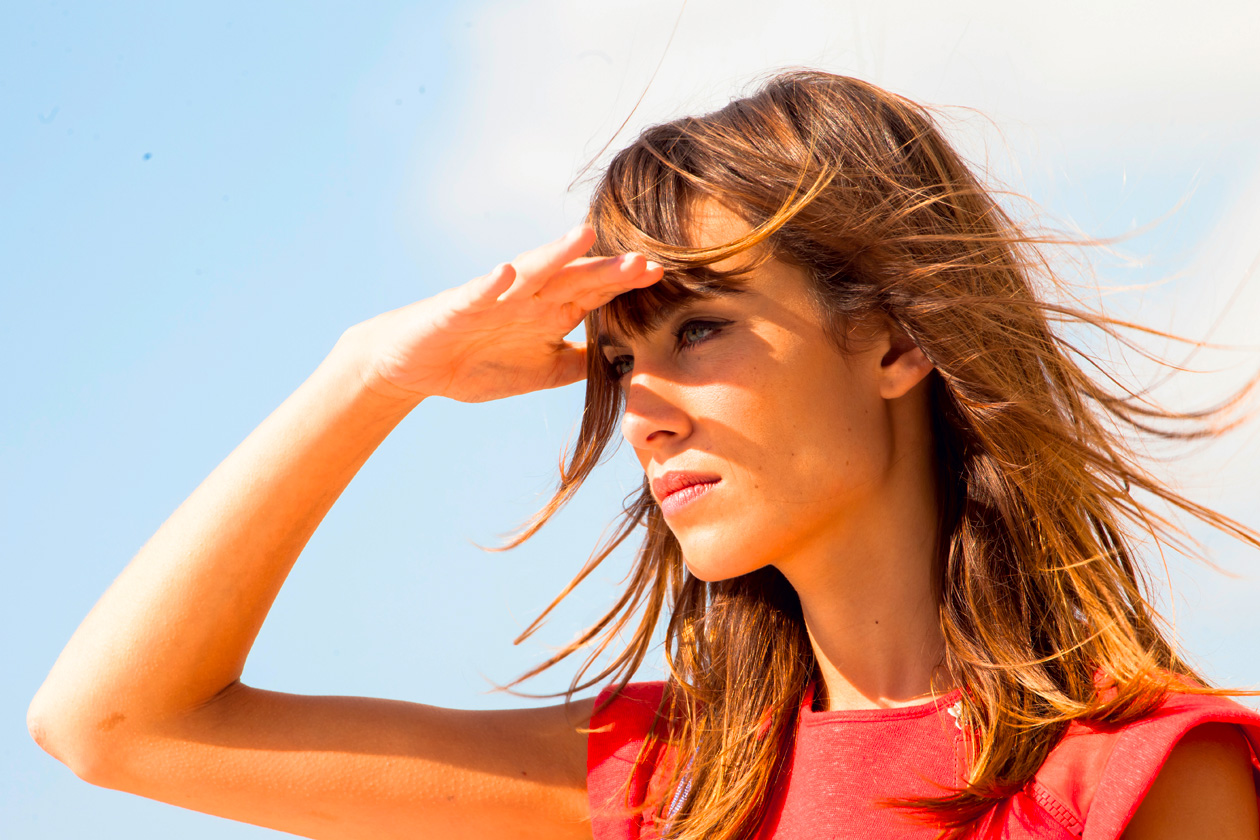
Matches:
[503,69,1260,836]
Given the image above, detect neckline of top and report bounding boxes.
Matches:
[799,682,965,724]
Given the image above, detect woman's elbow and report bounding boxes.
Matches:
[27,693,121,787]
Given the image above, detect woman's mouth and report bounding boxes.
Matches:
[659,480,720,516]
[652,471,722,518]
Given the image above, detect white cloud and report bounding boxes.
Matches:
[400,0,1260,238]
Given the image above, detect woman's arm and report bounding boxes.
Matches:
[1121,723,1259,840]
[26,227,663,839]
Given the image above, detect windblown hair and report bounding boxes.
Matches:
[503,70,1260,836]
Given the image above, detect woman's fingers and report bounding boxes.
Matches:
[548,341,589,389]
[572,262,664,311]
[458,227,664,358]
[537,252,665,308]
[463,262,517,310]
[496,225,597,302]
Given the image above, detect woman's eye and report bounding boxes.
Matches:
[677,320,722,348]
[606,321,724,381]
[608,356,634,379]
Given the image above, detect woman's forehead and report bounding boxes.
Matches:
[686,199,766,270]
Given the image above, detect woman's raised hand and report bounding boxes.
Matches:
[345,225,663,404]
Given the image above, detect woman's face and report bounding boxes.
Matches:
[600,202,932,582]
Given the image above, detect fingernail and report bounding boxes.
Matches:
[620,253,639,268]
[645,260,663,272]
[567,224,590,242]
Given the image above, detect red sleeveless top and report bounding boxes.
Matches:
[586,681,1260,839]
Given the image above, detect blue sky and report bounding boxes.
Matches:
[5,1,1260,837]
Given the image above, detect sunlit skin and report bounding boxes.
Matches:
[601,201,948,710]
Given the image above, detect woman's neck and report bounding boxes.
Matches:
[800,570,950,711]
[777,404,949,712]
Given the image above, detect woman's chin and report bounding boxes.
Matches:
[672,519,780,582]
[679,549,769,584]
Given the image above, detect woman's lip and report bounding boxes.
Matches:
[658,479,720,517]
[652,471,723,500]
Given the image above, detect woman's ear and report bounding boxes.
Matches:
[877,327,934,399]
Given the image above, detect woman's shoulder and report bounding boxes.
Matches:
[998,689,1260,839]
[593,681,669,713]
[588,681,671,765]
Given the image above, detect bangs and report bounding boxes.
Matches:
[593,266,752,344]
[585,121,774,346]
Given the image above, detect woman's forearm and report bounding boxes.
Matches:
[28,326,420,767]
[28,228,658,785]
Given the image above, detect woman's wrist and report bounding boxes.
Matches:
[327,322,431,412]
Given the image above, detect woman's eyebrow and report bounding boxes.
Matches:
[597,285,753,350]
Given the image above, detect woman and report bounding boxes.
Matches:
[28,71,1260,839]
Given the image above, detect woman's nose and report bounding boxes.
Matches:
[620,374,693,451]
